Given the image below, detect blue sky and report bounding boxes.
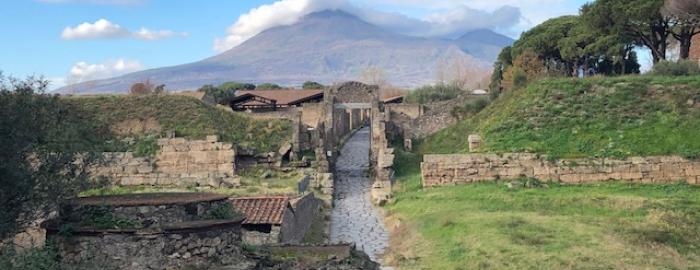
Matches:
[0,0,591,89]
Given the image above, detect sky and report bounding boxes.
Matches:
[0,0,591,90]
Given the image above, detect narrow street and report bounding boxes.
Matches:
[329,128,390,263]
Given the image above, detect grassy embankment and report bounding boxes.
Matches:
[69,94,299,197]
[65,94,292,153]
[384,76,700,269]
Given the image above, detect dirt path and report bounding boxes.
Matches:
[329,128,390,263]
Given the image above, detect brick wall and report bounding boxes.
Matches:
[96,136,239,188]
[690,35,700,63]
[421,153,700,187]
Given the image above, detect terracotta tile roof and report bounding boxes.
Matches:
[230,196,291,225]
[236,89,323,106]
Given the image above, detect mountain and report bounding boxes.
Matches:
[58,10,510,94]
[453,29,514,63]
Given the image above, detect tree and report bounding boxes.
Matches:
[0,75,104,240]
[219,81,255,91]
[585,0,671,63]
[302,81,324,89]
[256,83,282,90]
[197,84,236,104]
[664,0,700,59]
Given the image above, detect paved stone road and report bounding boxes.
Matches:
[330,128,390,263]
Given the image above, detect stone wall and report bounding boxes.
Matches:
[242,225,281,245]
[370,101,394,205]
[280,193,320,243]
[422,153,700,187]
[389,95,483,139]
[96,136,239,188]
[385,104,423,119]
[47,220,246,270]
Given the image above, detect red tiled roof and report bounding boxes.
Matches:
[236,89,323,106]
[230,196,290,225]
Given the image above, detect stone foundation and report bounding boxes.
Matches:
[95,136,239,188]
[422,153,700,187]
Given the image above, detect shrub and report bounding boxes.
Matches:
[0,245,62,270]
[651,60,700,76]
[405,83,463,104]
[451,97,490,119]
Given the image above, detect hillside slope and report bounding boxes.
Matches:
[65,95,291,153]
[422,76,700,158]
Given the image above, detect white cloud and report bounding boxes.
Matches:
[65,59,143,85]
[213,0,522,52]
[62,19,187,40]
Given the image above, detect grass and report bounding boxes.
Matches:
[80,166,305,197]
[65,94,292,153]
[384,148,700,269]
[422,76,700,159]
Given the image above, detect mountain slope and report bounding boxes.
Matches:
[59,10,501,94]
[453,29,514,63]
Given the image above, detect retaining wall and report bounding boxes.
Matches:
[422,153,700,187]
[95,136,238,188]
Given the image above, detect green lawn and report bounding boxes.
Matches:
[422,76,700,159]
[384,149,700,269]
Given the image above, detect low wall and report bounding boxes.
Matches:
[422,153,700,187]
[46,220,245,270]
[62,193,231,227]
[281,193,319,243]
[95,136,238,188]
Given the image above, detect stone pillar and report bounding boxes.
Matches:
[468,135,482,152]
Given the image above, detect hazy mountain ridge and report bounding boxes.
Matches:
[58,10,513,94]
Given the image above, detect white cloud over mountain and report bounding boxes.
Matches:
[62,19,187,40]
[64,59,143,85]
[213,0,521,52]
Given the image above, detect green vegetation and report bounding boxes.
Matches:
[423,76,700,159]
[77,206,138,230]
[198,81,256,104]
[405,83,464,104]
[652,60,700,76]
[257,83,282,89]
[81,166,304,198]
[0,76,105,240]
[385,148,700,269]
[302,81,324,89]
[0,245,62,270]
[66,94,292,153]
[209,203,241,220]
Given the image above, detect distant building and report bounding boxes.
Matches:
[228,89,324,111]
[472,89,488,95]
[691,35,700,64]
[230,194,318,245]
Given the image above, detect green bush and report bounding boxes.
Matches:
[405,83,463,104]
[0,245,62,270]
[652,60,700,76]
[132,135,159,157]
[451,97,490,119]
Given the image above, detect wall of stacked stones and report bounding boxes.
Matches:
[422,153,700,187]
[48,223,244,270]
[96,136,238,188]
[690,35,700,63]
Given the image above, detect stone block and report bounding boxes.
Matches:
[137,165,154,174]
[206,135,219,143]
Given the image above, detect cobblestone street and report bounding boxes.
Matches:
[329,128,390,263]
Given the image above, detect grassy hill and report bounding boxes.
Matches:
[422,76,700,159]
[65,94,292,153]
[385,76,700,269]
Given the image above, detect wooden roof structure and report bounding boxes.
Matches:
[229,89,324,111]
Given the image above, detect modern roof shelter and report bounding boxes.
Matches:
[228,89,324,111]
